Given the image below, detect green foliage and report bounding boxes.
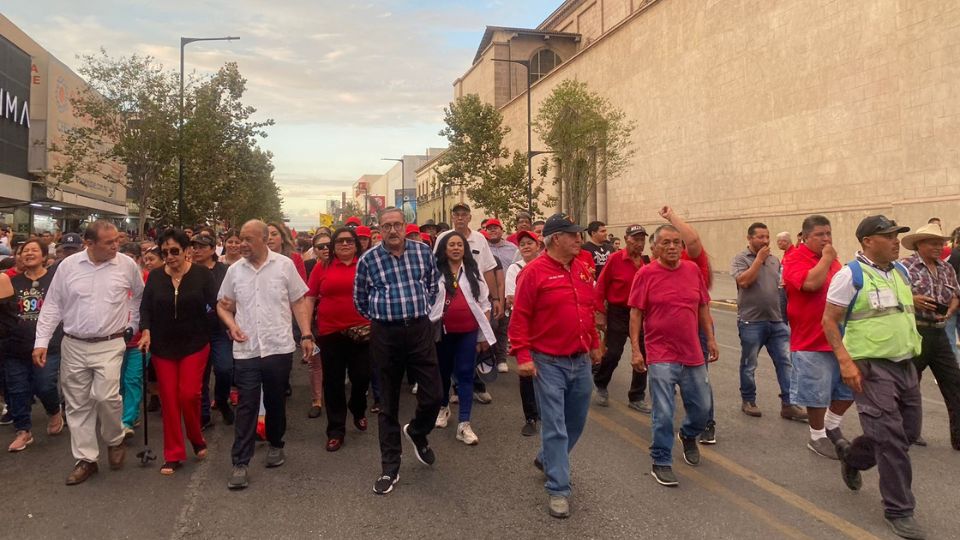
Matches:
[533,79,635,225]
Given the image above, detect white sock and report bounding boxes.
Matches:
[810,427,827,440]
[824,410,843,431]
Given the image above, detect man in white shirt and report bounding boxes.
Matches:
[33,220,144,486]
[218,219,314,490]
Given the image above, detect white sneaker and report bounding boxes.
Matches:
[474,391,493,404]
[497,362,509,373]
[456,422,479,445]
[435,406,450,428]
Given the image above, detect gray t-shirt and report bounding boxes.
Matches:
[731,247,783,322]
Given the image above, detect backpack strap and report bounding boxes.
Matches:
[892,261,910,284]
[842,260,864,334]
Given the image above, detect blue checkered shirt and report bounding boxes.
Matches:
[354,240,440,322]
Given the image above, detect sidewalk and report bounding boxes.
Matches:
[710,272,738,312]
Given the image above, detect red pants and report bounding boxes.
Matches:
[153,345,209,462]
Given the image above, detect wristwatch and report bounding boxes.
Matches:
[300,335,314,342]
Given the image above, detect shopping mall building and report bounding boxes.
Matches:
[0,15,126,236]
[419,0,960,263]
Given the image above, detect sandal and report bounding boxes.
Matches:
[160,461,181,475]
[193,443,208,461]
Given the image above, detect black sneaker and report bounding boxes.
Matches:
[651,465,679,487]
[0,410,12,426]
[884,516,926,540]
[678,432,701,466]
[835,440,862,491]
[402,424,435,466]
[220,406,235,426]
[534,456,544,472]
[373,473,399,495]
[521,419,538,437]
[699,421,716,445]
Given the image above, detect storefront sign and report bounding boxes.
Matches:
[0,86,30,127]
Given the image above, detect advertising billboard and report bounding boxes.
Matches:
[395,188,417,224]
[0,34,30,178]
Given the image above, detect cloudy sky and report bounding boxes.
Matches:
[3,1,559,228]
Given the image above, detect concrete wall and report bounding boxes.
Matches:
[487,0,960,271]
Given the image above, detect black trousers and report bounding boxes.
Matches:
[319,332,371,439]
[913,326,960,448]
[593,304,647,401]
[519,375,538,421]
[232,353,292,466]
[845,359,922,519]
[371,318,442,476]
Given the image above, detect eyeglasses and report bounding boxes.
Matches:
[314,243,330,250]
[335,238,355,245]
[161,248,182,257]
[380,222,405,231]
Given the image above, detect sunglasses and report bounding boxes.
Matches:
[335,238,355,245]
[314,243,330,250]
[161,248,182,257]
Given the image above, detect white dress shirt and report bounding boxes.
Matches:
[35,249,145,349]
[218,250,309,359]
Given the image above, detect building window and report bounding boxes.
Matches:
[529,49,561,84]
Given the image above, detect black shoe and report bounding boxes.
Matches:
[651,465,679,487]
[835,440,862,491]
[678,432,700,466]
[534,456,544,472]
[521,419,538,437]
[307,405,322,419]
[373,473,399,495]
[370,403,381,414]
[699,421,716,445]
[220,406,235,426]
[147,395,161,413]
[0,411,13,425]
[402,424,435,466]
[884,516,926,540]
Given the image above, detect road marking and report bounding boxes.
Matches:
[589,412,813,540]
[602,401,882,540]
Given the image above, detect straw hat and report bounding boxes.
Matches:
[901,223,950,251]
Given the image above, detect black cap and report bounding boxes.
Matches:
[855,215,910,242]
[451,202,470,213]
[625,224,647,237]
[61,233,83,248]
[542,213,584,237]
[191,234,216,248]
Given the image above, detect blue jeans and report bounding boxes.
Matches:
[438,330,477,422]
[698,330,716,423]
[533,352,593,497]
[201,333,233,421]
[648,362,712,466]
[120,348,149,427]
[5,352,61,432]
[737,320,794,405]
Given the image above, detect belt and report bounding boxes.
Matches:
[64,331,126,343]
[916,320,947,329]
[373,316,428,327]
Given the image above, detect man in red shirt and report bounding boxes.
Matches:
[629,224,718,487]
[782,215,853,460]
[509,213,601,519]
[594,224,650,412]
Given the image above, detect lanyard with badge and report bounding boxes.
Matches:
[864,269,903,312]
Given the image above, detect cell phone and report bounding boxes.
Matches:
[935,302,949,316]
[312,344,321,357]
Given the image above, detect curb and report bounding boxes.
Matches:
[710,300,738,313]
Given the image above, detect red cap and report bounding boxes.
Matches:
[515,230,540,244]
[345,216,362,226]
[421,233,432,244]
[485,218,503,229]
[405,224,421,236]
[479,229,490,239]
[355,225,371,238]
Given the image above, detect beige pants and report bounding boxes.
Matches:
[60,336,126,463]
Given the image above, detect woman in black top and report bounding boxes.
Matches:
[138,229,218,475]
[3,240,63,452]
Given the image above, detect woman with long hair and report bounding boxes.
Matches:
[138,228,218,475]
[4,240,64,452]
[221,229,243,266]
[304,231,331,279]
[305,227,371,451]
[267,222,307,282]
[430,231,495,446]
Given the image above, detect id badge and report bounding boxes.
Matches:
[871,288,898,310]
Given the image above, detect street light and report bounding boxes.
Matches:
[491,58,534,215]
[179,35,239,227]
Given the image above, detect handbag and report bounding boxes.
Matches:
[341,324,371,343]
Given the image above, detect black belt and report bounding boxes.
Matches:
[64,331,125,343]
[916,320,947,329]
[373,316,428,327]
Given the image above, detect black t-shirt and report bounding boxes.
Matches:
[140,264,218,359]
[582,241,612,276]
[9,270,64,357]
[208,261,229,335]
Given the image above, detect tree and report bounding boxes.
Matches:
[437,94,549,222]
[533,79,635,225]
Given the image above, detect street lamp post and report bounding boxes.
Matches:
[179,35,239,227]
[491,58,534,215]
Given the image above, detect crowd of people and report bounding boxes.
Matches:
[0,206,957,540]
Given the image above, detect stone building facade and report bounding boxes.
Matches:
[443,0,960,266]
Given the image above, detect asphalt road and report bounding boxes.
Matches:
[2,307,958,540]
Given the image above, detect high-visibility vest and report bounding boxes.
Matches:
[842,261,921,361]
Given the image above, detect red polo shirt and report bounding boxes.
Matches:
[782,243,840,352]
[509,253,599,365]
[306,257,370,335]
[595,249,644,312]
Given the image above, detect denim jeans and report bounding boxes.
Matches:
[5,352,61,432]
[533,352,593,497]
[201,333,233,422]
[120,347,149,427]
[648,362,712,466]
[438,330,478,422]
[698,330,715,422]
[737,320,794,405]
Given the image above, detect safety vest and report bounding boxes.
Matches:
[842,261,921,361]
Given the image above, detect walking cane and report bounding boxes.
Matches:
[136,351,156,466]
